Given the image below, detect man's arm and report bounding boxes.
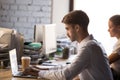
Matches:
[108,53,120,64]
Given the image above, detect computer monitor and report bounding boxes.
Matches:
[34,24,43,43]
[34,24,57,57]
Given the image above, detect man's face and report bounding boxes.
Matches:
[65,24,77,42]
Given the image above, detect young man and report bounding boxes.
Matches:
[23,10,113,80]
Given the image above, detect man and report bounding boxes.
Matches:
[23,10,113,80]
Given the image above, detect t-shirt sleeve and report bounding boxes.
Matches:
[38,46,90,80]
[113,48,120,55]
[38,68,66,80]
[64,46,91,80]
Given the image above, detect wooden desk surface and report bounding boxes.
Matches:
[0,69,46,80]
[0,55,76,80]
[0,57,67,80]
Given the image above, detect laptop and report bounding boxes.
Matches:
[9,49,37,78]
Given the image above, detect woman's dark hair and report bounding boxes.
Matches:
[62,10,89,31]
[109,15,120,26]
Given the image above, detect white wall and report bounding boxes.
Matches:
[74,0,119,55]
[52,0,69,37]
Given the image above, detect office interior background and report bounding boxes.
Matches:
[0,0,120,55]
[0,0,69,41]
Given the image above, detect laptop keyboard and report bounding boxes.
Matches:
[17,72,23,76]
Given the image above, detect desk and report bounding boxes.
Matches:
[0,55,77,80]
[0,69,47,80]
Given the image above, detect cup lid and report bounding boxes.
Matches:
[21,56,31,59]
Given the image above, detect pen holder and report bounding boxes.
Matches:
[62,47,69,59]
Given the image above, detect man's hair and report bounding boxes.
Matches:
[62,10,89,31]
[109,15,120,26]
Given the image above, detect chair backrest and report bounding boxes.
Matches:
[0,27,14,49]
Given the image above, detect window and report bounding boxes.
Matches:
[71,0,120,55]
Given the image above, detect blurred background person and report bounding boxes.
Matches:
[108,15,120,80]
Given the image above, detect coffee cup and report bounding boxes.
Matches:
[21,56,31,71]
[62,47,69,59]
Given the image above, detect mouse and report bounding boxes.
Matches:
[66,62,71,64]
[37,58,43,64]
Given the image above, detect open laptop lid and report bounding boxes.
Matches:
[9,49,19,75]
[9,49,38,79]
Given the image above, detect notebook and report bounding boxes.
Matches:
[9,49,37,78]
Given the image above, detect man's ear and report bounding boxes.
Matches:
[75,24,80,32]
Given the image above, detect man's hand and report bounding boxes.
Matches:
[23,66,40,76]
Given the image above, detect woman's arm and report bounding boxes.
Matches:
[108,53,120,64]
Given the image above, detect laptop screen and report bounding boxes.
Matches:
[9,49,19,74]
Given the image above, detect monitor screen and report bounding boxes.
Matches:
[34,24,57,56]
[34,24,43,43]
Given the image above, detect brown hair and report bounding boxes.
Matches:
[62,10,89,31]
[109,15,120,26]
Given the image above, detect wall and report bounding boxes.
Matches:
[0,0,52,41]
[74,0,118,54]
[0,0,69,41]
[52,0,69,37]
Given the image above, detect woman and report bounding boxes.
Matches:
[108,15,120,80]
